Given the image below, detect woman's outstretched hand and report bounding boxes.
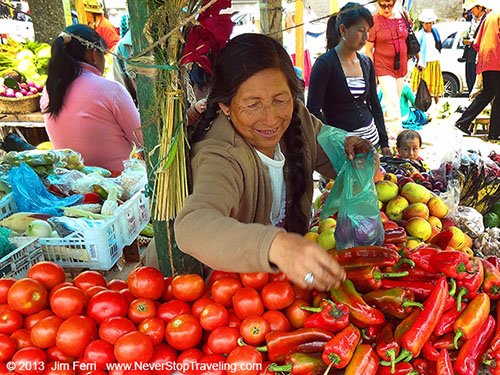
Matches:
[268,232,345,291]
[381,146,392,157]
[344,136,373,160]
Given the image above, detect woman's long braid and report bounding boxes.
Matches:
[189,101,219,143]
[284,104,308,234]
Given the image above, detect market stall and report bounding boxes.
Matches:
[0,141,498,374]
[1,0,499,373]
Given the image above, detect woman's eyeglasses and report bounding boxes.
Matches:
[378,3,395,9]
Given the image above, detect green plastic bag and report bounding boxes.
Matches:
[318,126,383,250]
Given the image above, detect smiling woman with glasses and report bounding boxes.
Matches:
[175,33,374,292]
[365,0,410,131]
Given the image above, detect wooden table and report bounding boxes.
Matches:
[0,112,49,146]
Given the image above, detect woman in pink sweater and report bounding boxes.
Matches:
[41,24,143,172]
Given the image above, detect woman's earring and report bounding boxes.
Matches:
[226,113,231,122]
[342,35,346,41]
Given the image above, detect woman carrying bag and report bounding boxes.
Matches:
[365,0,409,129]
[410,9,444,106]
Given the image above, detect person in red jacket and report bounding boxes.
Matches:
[87,7,120,51]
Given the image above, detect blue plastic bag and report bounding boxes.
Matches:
[318,127,384,250]
[8,163,83,216]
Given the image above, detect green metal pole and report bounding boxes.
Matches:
[127,0,203,277]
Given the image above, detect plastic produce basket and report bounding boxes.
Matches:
[0,237,44,278]
[40,217,123,271]
[117,191,151,247]
[0,193,17,221]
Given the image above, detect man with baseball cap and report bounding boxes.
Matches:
[456,4,500,141]
[459,0,487,92]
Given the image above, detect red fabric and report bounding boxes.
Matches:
[291,49,312,87]
[474,9,500,74]
[95,16,120,51]
[368,14,408,78]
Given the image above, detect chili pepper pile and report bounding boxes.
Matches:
[1,251,500,374]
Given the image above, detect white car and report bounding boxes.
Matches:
[433,21,470,97]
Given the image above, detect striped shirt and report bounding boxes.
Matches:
[346,77,380,147]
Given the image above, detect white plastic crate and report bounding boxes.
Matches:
[0,193,17,221]
[0,191,149,270]
[39,217,123,271]
[0,237,44,279]
[117,191,151,247]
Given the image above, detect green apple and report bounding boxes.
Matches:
[318,218,337,233]
[317,228,336,250]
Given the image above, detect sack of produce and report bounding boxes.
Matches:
[318,126,383,250]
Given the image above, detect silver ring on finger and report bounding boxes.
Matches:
[304,272,315,286]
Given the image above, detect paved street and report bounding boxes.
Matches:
[413,97,499,169]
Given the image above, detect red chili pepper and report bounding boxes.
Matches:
[322,324,360,369]
[443,293,457,311]
[48,184,66,197]
[412,358,436,375]
[330,279,385,326]
[83,192,102,204]
[266,353,327,375]
[483,349,500,375]
[361,324,384,343]
[487,255,500,269]
[383,220,399,230]
[394,308,420,343]
[384,227,407,244]
[429,250,471,279]
[345,266,409,292]
[481,259,500,300]
[429,229,453,249]
[344,344,379,375]
[456,257,484,300]
[490,301,500,354]
[436,349,454,375]
[390,266,440,283]
[433,302,466,336]
[453,293,491,348]
[376,323,400,373]
[421,340,440,362]
[382,243,399,251]
[328,246,400,269]
[377,362,416,375]
[407,246,440,273]
[301,300,349,333]
[264,328,334,362]
[311,291,329,307]
[380,279,434,301]
[398,276,449,361]
[363,287,423,320]
[454,315,496,375]
[431,332,464,350]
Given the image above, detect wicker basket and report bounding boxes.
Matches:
[0,93,41,114]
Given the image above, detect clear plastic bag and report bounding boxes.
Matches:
[317,127,384,250]
[452,206,485,239]
[8,163,83,216]
[119,159,147,200]
[71,173,123,198]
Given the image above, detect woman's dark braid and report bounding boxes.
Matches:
[189,101,219,143]
[284,105,308,235]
